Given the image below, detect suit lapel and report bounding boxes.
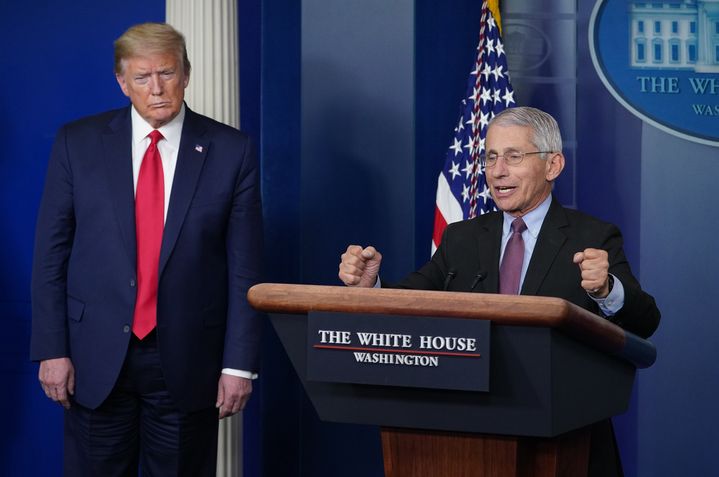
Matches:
[159,108,209,276]
[102,108,136,265]
[521,197,568,296]
[476,214,502,293]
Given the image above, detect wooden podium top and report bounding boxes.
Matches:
[248,283,656,368]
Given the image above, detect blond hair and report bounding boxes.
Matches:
[114,23,191,75]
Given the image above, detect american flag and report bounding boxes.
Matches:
[432,0,515,253]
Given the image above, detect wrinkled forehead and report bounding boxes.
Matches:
[485,124,536,151]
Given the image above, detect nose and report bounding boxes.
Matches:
[489,157,509,178]
[149,73,164,95]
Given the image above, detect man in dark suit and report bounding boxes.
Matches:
[31,23,262,476]
[339,106,659,475]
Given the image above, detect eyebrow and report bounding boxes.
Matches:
[486,147,522,154]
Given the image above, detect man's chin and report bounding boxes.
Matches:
[492,199,510,213]
[495,202,522,216]
[146,112,177,129]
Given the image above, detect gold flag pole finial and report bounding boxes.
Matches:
[488,0,503,35]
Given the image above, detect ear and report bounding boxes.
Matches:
[182,71,190,89]
[544,152,565,182]
[116,73,130,98]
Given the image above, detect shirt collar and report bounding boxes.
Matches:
[130,103,185,150]
[502,193,552,239]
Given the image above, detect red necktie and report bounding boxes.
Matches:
[499,217,527,295]
[133,130,164,339]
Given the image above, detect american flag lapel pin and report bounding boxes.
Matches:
[195,145,204,153]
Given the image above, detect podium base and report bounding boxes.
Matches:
[381,427,590,477]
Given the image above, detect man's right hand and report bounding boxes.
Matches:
[39,357,75,410]
[339,245,382,288]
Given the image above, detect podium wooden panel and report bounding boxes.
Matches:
[380,427,590,477]
[248,283,656,477]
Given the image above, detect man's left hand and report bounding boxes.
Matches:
[573,248,610,298]
[216,374,253,419]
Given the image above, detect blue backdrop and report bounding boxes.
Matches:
[1,1,716,476]
[0,1,165,475]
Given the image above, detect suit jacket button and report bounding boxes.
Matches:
[130,279,136,287]
[123,325,130,333]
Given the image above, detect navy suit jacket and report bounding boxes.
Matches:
[396,197,660,338]
[31,106,263,411]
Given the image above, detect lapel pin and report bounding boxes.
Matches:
[195,145,204,153]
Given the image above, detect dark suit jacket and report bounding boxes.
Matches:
[393,198,660,476]
[30,106,263,412]
[396,197,659,338]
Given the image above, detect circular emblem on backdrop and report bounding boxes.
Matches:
[504,22,552,72]
[589,0,719,147]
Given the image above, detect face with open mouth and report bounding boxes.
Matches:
[116,52,189,129]
[485,124,564,217]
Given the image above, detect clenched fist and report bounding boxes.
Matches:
[573,248,611,298]
[338,245,382,288]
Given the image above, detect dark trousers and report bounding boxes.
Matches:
[588,419,625,477]
[64,332,219,477]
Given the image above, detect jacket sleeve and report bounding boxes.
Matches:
[30,126,75,361]
[222,137,264,372]
[602,224,661,339]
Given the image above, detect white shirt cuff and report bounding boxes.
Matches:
[222,368,258,379]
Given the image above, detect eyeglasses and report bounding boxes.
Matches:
[480,151,554,168]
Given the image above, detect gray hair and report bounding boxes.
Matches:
[114,23,191,76]
[488,107,563,156]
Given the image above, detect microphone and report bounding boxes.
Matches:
[470,271,487,292]
[443,269,457,291]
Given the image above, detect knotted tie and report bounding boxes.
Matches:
[132,130,164,339]
[499,217,527,295]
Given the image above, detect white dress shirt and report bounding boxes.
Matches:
[130,105,184,222]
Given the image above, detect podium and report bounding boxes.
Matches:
[248,283,656,477]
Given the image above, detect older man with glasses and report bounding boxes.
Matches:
[338,106,660,477]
